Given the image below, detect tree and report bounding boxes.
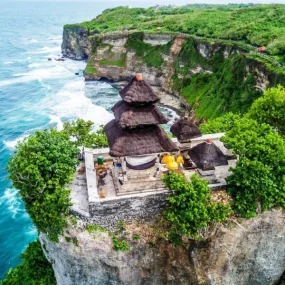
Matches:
[200,112,241,134]
[7,129,78,241]
[163,173,231,241]
[247,85,285,135]
[0,240,56,285]
[222,117,285,217]
[62,119,108,148]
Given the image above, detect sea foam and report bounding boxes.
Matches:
[43,79,114,129]
[0,188,22,219]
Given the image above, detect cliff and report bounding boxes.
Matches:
[40,210,285,285]
[62,29,285,119]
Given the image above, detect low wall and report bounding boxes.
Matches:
[76,191,169,230]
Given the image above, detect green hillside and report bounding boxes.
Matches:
[66,4,285,63]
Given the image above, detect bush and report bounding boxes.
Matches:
[7,129,78,241]
[200,112,241,134]
[247,85,285,135]
[223,117,285,217]
[63,119,108,148]
[163,173,231,241]
[112,236,129,251]
[0,240,56,285]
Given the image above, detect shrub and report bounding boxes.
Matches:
[223,117,285,217]
[112,236,130,251]
[200,112,241,134]
[247,85,285,135]
[63,119,108,148]
[7,129,78,241]
[163,173,231,241]
[0,240,56,285]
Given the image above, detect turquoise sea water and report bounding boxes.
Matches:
[0,1,120,278]
[0,1,178,278]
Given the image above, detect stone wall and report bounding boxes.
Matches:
[87,192,169,230]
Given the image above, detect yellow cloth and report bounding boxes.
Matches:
[176,155,184,164]
[161,154,172,164]
[166,156,178,170]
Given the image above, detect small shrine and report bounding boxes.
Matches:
[104,74,179,194]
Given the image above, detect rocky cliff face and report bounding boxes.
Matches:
[62,26,95,60]
[61,30,282,92]
[41,210,285,285]
[61,29,285,119]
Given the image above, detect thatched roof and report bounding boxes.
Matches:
[189,141,228,170]
[170,117,201,142]
[104,120,179,157]
[119,76,160,105]
[112,100,169,128]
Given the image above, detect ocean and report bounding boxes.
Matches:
[0,1,177,278]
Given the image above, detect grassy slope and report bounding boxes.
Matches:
[66,4,285,60]
[69,4,285,119]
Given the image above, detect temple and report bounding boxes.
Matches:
[103,73,179,194]
[69,74,237,224]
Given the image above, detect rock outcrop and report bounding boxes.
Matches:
[62,26,95,60]
[61,27,285,119]
[41,210,285,285]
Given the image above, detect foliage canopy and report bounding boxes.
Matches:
[0,240,56,285]
[67,4,285,59]
[247,85,285,135]
[222,117,285,217]
[7,129,78,241]
[163,173,231,241]
[63,119,108,148]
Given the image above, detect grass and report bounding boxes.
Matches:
[64,4,285,61]
[86,224,106,234]
[85,58,97,75]
[98,53,126,67]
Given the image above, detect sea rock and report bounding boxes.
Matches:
[40,209,285,285]
[62,26,94,60]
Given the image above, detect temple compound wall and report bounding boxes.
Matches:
[70,191,168,230]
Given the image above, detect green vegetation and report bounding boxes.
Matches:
[247,85,285,135]
[222,117,285,218]
[86,224,106,234]
[200,112,241,134]
[132,234,141,241]
[7,129,78,241]
[0,240,56,285]
[163,173,232,242]
[112,236,130,251]
[66,5,285,60]
[199,87,285,217]
[126,32,170,68]
[111,221,130,251]
[177,45,261,119]
[98,53,126,67]
[85,57,97,75]
[63,119,108,148]
[6,119,108,243]
[65,236,79,246]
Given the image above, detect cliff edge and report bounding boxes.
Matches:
[40,210,285,285]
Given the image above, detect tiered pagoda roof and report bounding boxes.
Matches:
[119,76,160,104]
[170,117,201,142]
[104,74,178,157]
[112,100,169,128]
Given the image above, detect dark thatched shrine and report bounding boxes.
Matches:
[105,120,177,157]
[189,139,228,170]
[112,100,169,128]
[170,117,201,142]
[104,74,178,157]
[119,75,160,105]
